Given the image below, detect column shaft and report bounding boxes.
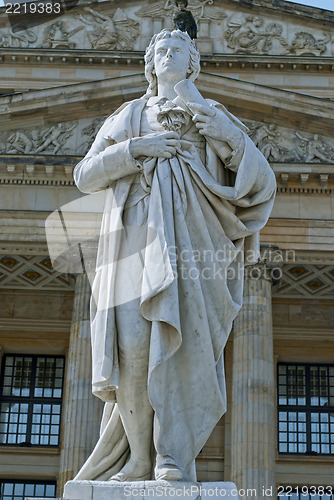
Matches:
[58,274,103,494]
[231,264,275,499]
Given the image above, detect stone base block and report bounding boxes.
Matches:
[196,39,213,53]
[63,480,239,499]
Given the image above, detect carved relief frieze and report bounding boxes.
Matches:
[0,116,108,156]
[0,7,139,50]
[0,23,37,48]
[74,7,139,50]
[6,122,76,155]
[224,14,288,55]
[41,20,83,49]
[1,115,334,163]
[289,31,331,56]
[224,13,332,55]
[79,115,109,151]
[0,2,332,54]
[245,120,334,163]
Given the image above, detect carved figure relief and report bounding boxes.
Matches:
[289,32,331,56]
[4,123,76,155]
[41,21,83,49]
[225,14,288,54]
[7,131,33,154]
[0,7,138,50]
[224,14,331,55]
[76,7,139,50]
[0,23,37,48]
[246,120,334,163]
[1,118,112,156]
[80,116,108,151]
[35,123,76,154]
[3,117,334,163]
[0,4,330,54]
[248,123,283,161]
[295,133,334,163]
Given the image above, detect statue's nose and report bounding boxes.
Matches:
[166,50,173,58]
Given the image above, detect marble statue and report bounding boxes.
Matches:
[73,29,276,483]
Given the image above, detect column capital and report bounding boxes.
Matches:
[245,253,283,285]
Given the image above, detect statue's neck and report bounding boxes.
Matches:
[157,81,179,101]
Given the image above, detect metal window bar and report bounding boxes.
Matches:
[277,363,334,456]
[0,355,64,447]
[0,480,56,500]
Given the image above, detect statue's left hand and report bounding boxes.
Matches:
[189,102,243,150]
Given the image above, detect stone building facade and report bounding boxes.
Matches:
[0,0,333,498]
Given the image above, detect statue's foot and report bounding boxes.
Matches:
[110,471,151,481]
[154,455,184,481]
[109,459,151,482]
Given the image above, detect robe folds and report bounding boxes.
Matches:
[73,95,276,481]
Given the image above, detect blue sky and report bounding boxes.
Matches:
[284,0,334,10]
[0,0,333,13]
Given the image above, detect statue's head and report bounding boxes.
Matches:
[144,29,200,96]
[175,0,188,8]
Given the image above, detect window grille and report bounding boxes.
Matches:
[0,480,56,500]
[277,363,334,455]
[0,355,65,447]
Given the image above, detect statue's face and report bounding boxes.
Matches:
[253,17,263,27]
[154,37,190,84]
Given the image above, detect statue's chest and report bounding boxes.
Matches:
[140,104,206,162]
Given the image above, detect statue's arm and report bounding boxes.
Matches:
[74,121,142,194]
[174,80,247,168]
[189,102,247,168]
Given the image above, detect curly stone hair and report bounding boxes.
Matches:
[144,29,200,97]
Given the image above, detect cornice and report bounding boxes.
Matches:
[273,326,334,340]
[274,163,334,194]
[0,242,49,255]
[1,49,333,73]
[1,156,333,192]
[0,318,71,332]
[261,248,334,266]
[0,154,78,185]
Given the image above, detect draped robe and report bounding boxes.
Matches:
[73,95,276,481]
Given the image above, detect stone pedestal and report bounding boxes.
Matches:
[58,274,103,494]
[63,480,239,499]
[231,263,276,499]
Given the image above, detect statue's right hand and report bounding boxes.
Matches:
[129,132,180,159]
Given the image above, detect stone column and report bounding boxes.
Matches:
[230,263,276,499]
[153,17,164,33]
[58,274,103,495]
[197,19,213,53]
